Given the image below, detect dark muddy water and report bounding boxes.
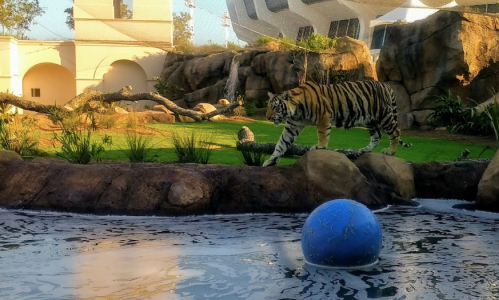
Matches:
[0,200,498,300]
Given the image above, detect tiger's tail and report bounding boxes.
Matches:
[388,84,412,148]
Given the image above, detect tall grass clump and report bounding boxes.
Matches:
[0,116,39,156]
[53,129,112,164]
[170,129,217,164]
[240,147,268,166]
[121,131,157,163]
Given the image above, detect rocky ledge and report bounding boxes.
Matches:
[0,149,497,215]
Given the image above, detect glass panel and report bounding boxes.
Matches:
[347,18,360,39]
[337,19,349,37]
[328,21,339,38]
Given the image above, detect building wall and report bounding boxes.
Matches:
[0,0,173,111]
[22,63,77,105]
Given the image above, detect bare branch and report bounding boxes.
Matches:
[0,86,242,121]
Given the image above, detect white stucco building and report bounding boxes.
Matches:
[0,0,173,111]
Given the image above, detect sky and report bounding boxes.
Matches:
[27,0,243,46]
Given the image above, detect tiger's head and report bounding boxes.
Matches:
[266,91,289,126]
[266,88,303,126]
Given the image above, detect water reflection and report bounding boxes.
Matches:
[0,200,498,299]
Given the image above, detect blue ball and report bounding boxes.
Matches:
[301,199,383,268]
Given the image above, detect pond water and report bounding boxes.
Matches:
[0,200,498,300]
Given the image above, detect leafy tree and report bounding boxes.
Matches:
[173,12,193,52]
[0,0,44,39]
[64,7,74,30]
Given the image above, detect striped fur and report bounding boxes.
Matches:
[262,80,411,167]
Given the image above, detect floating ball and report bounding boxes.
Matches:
[301,199,383,268]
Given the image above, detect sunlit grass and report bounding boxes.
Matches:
[37,120,498,165]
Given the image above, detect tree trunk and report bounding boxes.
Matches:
[0,86,241,122]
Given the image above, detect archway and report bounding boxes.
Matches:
[22,63,76,105]
[103,60,153,110]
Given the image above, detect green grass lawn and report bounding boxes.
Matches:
[37,120,498,165]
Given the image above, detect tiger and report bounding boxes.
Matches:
[262,80,411,167]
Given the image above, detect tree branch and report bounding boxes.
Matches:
[0,86,242,122]
[236,126,366,160]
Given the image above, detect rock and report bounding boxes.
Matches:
[297,150,367,200]
[167,172,210,208]
[355,153,415,200]
[114,107,128,114]
[412,110,434,125]
[0,150,23,163]
[183,79,227,108]
[413,160,490,201]
[153,105,173,114]
[184,52,234,90]
[193,103,217,114]
[178,115,196,122]
[398,113,415,130]
[385,81,411,114]
[477,150,499,211]
[218,99,230,106]
[378,11,499,126]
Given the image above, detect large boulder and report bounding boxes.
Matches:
[297,150,368,203]
[378,11,499,126]
[355,153,415,201]
[477,151,499,211]
[0,150,22,163]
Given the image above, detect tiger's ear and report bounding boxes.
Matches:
[290,87,303,96]
[268,91,275,98]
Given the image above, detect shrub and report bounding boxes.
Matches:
[125,113,138,129]
[53,129,112,164]
[120,131,157,163]
[170,129,217,164]
[240,147,267,166]
[297,33,337,52]
[153,77,184,99]
[244,101,256,116]
[99,114,117,129]
[0,116,39,156]
[427,92,465,129]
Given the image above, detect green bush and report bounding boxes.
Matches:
[153,77,184,99]
[99,114,117,129]
[120,131,157,163]
[297,33,337,52]
[170,129,217,164]
[0,116,39,156]
[428,91,498,136]
[53,129,112,164]
[244,101,256,116]
[240,147,267,166]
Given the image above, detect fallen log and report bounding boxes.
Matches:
[236,126,366,160]
[0,86,241,122]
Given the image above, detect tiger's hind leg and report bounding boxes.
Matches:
[379,114,402,156]
[360,121,382,153]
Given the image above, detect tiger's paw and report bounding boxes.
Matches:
[310,145,327,150]
[381,148,395,156]
[262,158,277,167]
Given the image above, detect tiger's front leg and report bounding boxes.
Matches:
[310,117,331,150]
[263,120,305,167]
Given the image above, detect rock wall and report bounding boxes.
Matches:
[161,37,377,108]
[2,149,496,214]
[377,11,499,129]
